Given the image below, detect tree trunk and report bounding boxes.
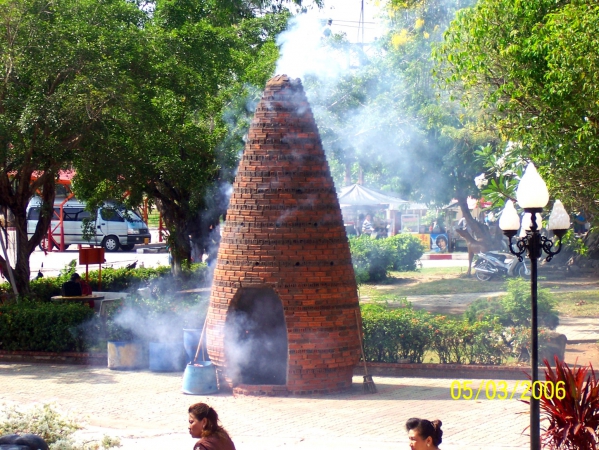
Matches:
[170,225,192,276]
[0,172,56,295]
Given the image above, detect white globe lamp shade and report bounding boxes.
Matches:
[548,200,571,231]
[516,163,549,208]
[499,200,520,231]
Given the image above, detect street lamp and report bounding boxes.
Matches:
[498,163,570,450]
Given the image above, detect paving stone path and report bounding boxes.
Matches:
[0,363,531,449]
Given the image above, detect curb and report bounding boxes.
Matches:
[0,351,536,380]
[0,350,107,366]
[355,362,533,380]
[421,253,469,260]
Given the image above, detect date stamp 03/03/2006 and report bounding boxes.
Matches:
[450,380,566,401]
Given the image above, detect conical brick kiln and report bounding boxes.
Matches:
[206,75,361,395]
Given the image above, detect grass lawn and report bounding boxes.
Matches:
[359,267,505,299]
[553,290,599,317]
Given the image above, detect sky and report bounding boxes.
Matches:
[317,0,384,43]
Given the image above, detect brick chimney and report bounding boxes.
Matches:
[206,75,361,395]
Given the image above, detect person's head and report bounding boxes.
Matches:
[406,418,442,449]
[70,273,81,283]
[366,214,372,221]
[188,403,226,439]
[436,236,447,250]
[0,433,49,450]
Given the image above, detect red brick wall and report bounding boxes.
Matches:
[206,75,361,395]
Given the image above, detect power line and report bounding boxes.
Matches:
[332,23,378,29]
[328,19,378,24]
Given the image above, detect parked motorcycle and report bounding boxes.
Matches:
[473,251,530,281]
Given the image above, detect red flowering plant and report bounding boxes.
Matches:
[533,357,599,449]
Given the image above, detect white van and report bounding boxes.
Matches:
[27,196,151,252]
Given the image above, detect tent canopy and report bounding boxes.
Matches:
[338,184,409,208]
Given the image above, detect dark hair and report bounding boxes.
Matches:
[70,273,81,281]
[435,235,447,245]
[406,418,443,446]
[0,433,49,450]
[188,403,230,439]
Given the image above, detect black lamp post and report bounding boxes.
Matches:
[498,163,570,450]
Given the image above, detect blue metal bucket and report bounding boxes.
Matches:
[181,361,218,395]
[149,342,186,372]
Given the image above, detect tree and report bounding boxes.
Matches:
[436,0,599,220]
[73,2,290,274]
[0,0,146,293]
[304,0,498,245]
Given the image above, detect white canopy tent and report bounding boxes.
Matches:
[337,184,409,236]
[337,184,409,208]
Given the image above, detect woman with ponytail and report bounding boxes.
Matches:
[188,403,236,450]
[405,418,443,450]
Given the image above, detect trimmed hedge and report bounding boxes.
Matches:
[361,303,507,365]
[2,262,209,302]
[0,302,96,352]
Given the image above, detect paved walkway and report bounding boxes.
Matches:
[0,363,531,450]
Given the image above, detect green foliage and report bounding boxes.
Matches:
[502,278,558,328]
[0,0,150,293]
[386,233,426,271]
[0,403,120,449]
[502,326,566,363]
[2,263,208,301]
[429,316,505,365]
[360,302,506,365]
[0,302,96,352]
[307,0,489,207]
[437,0,599,219]
[350,234,424,283]
[104,293,209,343]
[465,278,559,329]
[361,302,432,363]
[539,358,599,449]
[349,236,396,283]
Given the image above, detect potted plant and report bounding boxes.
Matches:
[536,357,599,449]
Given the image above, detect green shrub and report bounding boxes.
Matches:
[502,326,566,363]
[361,301,507,365]
[0,403,120,449]
[349,236,396,283]
[386,233,426,271]
[501,278,558,328]
[2,262,209,302]
[465,278,558,329]
[0,302,96,352]
[361,302,433,363]
[429,316,506,365]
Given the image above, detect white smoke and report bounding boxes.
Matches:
[276,14,350,81]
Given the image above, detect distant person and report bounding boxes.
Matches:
[71,273,92,295]
[188,403,236,450]
[362,214,375,236]
[0,433,49,450]
[68,273,94,309]
[406,418,443,450]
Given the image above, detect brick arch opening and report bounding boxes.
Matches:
[224,287,288,385]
